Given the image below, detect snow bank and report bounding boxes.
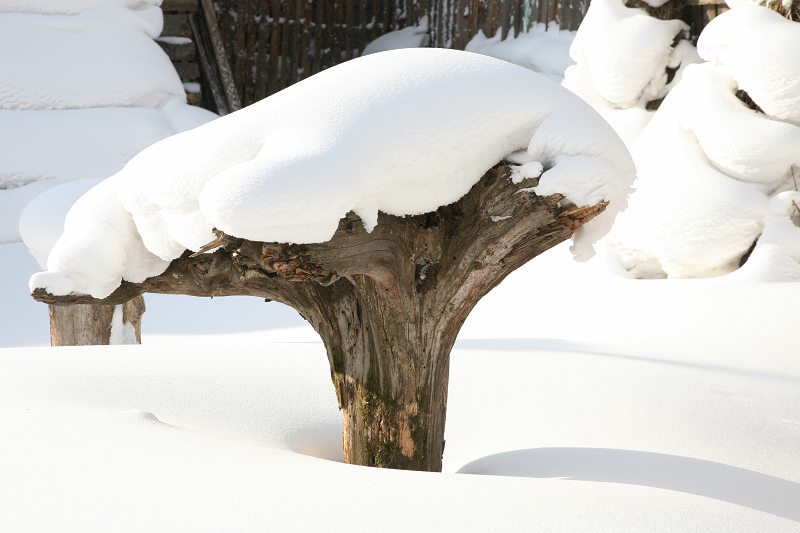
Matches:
[0,180,55,244]
[4,99,216,244]
[4,250,800,529]
[562,0,699,147]
[735,192,800,280]
[361,16,430,55]
[1,1,217,251]
[31,48,634,299]
[608,7,800,279]
[1,104,184,189]
[698,6,800,124]
[465,24,576,82]
[0,0,160,15]
[565,0,688,108]
[18,179,102,267]
[0,7,184,110]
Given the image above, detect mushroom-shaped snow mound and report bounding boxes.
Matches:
[32,48,635,299]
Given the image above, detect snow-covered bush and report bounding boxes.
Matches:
[562,0,700,146]
[608,5,800,279]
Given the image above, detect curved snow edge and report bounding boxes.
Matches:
[32,48,635,299]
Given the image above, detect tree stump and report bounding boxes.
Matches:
[33,162,606,471]
[48,296,145,346]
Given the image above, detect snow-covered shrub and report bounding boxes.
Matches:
[562,0,700,147]
[608,5,800,279]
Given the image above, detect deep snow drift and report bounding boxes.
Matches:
[562,0,700,147]
[0,2,217,245]
[0,6,182,111]
[608,6,800,279]
[3,241,800,532]
[30,48,635,299]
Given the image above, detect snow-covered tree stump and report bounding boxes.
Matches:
[34,162,606,470]
[28,49,634,471]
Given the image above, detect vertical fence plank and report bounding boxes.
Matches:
[358,0,368,55]
[267,0,281,95]
[216,0,236,73]
[243,0,259,104]
[299,0,312,80]
[313,0,324,73]
[233,0,249,98]
[279,7,291,89]
[345,0,355,60]
[254,2,271,101]
[288,0,301,86]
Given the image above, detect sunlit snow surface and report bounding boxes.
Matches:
[698,6,800,125]
[465,23,576,82]
[0,7,182,110]
[3,241,800,532]
[608,6,800,279]
[31,48,635,299]
[3,2,800,530]
[0,1,218,245]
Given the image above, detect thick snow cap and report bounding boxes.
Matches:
[31,48,635,299]
[608,6,800,279]
[698,6,800,125]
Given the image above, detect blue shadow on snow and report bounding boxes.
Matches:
[458,447,800,522]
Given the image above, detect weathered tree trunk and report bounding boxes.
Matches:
[34,163,606,470]
[48,296,145,346]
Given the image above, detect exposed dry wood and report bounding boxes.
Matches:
[49,296,145,346]
[200,0,241,111]
[190,12,228,114]
[625,0,685,20]
[35,162,606,471]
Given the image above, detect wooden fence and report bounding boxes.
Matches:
[210,0,589,106]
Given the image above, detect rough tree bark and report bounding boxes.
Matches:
[48,296,145,346]
[33,163,606,471]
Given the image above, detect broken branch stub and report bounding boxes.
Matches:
[33,162,606,471]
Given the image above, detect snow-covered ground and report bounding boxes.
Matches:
[3,240,800,531]
[2,2,799,532]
